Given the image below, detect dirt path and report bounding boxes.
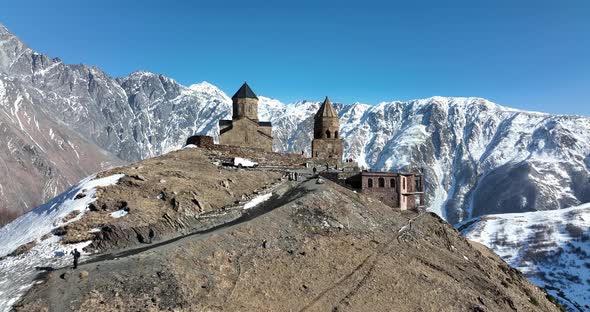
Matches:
[37,176,315,277]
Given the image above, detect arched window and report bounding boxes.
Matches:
[325,130,331,138]
[390,179,396,188]
[378,177,385,188]
[402,178,406,189]
[335,131,339,138]
[367,178,373,188]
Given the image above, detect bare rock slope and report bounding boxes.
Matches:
[0,74,121,221]
[12,147,562,312]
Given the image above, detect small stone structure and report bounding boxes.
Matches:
[218,83,273,151]
[312,97,343,160]
[345,171,424,210]
[186,135,214,148]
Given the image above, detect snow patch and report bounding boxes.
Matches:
[0,174,124,312]
[110,209,128,218]
[244,192,272,210]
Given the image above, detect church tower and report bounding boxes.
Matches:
[312,96,343,159]
[218,82,273,151]
[232,82,259,121]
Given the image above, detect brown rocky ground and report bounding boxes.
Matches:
[51,147,284,251]
[13,147,563,311]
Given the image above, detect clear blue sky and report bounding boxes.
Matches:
[1,0,589,115]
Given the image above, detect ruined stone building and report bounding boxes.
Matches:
[218,83,273,152]
[312,97,343,160]
[345,171,424,210]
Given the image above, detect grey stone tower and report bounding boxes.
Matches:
[232,82,259,121]
[312,97,343,159]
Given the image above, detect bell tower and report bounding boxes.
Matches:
[232,82,259,121]
[312,96,343,159]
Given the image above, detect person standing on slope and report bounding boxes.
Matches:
[70,248,81,269]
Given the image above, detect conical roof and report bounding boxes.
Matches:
[232,82,258,100]
[315,96,338,118]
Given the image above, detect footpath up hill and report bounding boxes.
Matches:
[13,147,562,311]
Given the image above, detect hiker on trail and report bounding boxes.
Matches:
[70,248,81,269]
[148,229,155,243]
[313,167,317,175]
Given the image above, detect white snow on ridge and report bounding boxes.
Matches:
[0,174,124,312]
[244,192,273,210]
[461,204,590,311]
[0,78,6,100]
[0,174,124,257]
[110,209,128,219]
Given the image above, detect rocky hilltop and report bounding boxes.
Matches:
[0,146,563,312]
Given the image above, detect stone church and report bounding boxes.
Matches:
[218,83,273,151]
[312,97,343,160]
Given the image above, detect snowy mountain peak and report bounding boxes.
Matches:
[185,81,231,107]
[125,70,159,80]
[0,24,33,75]
[188,81,231,101]
[0,24,18,41]
[0,23,9,34]
[188,81,217,92]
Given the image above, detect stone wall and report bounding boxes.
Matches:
[259,125,272,137]
[361,173,401,209]
[399,175,410,210]
[233,98,259,121]
[314,116,340,139]
[311,138,343,160]
[344,172,424,210]
[219,119,272,152]
[186,135,214,148]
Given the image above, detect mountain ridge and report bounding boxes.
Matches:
[1,23,590,227]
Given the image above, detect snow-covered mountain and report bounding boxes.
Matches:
[263,97,590,225]
[0,24,229,220]
[461,204,590,311]
[2,22,590,227]
[2,22,590,311]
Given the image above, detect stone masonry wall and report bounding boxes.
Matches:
[219,119,272,152]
